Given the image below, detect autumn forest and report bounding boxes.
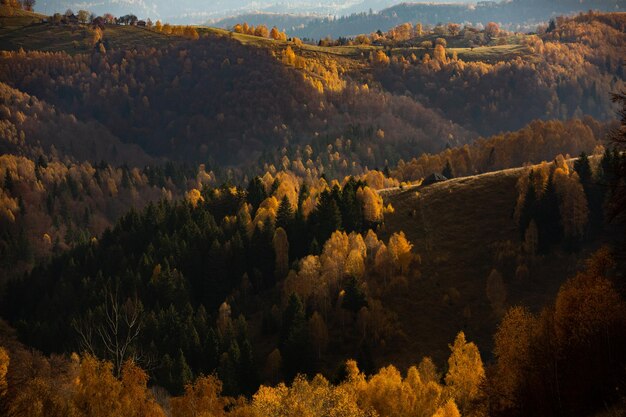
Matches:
[0,1,625,416]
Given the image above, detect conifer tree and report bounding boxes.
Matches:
[536,172,563,252]
[247,177,267,211]
[574,152,592,189]
[174,350,193,394]
[281,294,312,378]
[275,195,293,232]
[442,160,454,179]
[314,190,342,244]
[519,171,537,240]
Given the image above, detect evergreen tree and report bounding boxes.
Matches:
[246,176,267,211]
[314,190,342,244]
[156,353,175,392]
[519,171,537,240]
[281,293,306,342]
[270,178,280,194]
[442,160,454,179]
[608,92,626,224]
[297,183,309,211]
[280,293,312,378]
[342,276,368,314]
[36,154,48,168]
[218,341,240,395]
[536,173,562,253]
[574,152,592,189]
[175,350,194,394]
[339,178,363,233]
[599,148,615,184]
[237,338,258,395]
[3,170,14,194]
[275,195,294,232]
[309,237,320,256]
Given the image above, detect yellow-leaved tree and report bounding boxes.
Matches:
[432,399,461,417]
[433,44,448,64]
[345,249,365,279]
[387,232,414,276]
[170,375,230,417]
[357,186,383,223]
[186,188,204,208]
[444,331,485,414]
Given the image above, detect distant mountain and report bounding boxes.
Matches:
[210,13,320,33]
[36,0,446,24]
[290,0,625,39]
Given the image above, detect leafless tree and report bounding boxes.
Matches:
[72,285,143,377]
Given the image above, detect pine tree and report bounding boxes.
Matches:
[246,176,267,210]
[275,195,294,232]
[314,190,342,244]
[218,341,240,395]
[574,152,592,189]
[608,92,626,223]
[342,276,368,313]
[442,160,454,179]
[339,178,363,232]
[599,147,615,184]
[237,338,258,395]
[536,173,562,252]
[3,170,14,194]
[519,171,537,240]
[174,350,193,394]
[281,293,312,378]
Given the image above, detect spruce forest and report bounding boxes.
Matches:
[0,0,625,416]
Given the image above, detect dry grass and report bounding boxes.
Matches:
[377,165,598,369]
[450,44,533,63]
[0,5,46,36]
[0,18,534,69]
[0,23,184,54]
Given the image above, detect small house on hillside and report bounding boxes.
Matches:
[137,20,146,27]
[422,173,448,187]
[62,14,79,24]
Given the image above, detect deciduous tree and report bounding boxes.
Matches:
[445,331,485,414]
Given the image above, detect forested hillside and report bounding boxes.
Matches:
[291,0,624,38]
[0,5,626,417]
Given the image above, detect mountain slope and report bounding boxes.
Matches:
[291,1,625,38]
[0,81,153,166]
[37,0,460,24]
[379,161,605,367]
[0,32,471,169]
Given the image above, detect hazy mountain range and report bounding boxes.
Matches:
[36,0,455,23]
[288,0,625,38]
[35,0,625,35]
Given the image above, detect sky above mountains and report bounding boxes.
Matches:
[36,0,463,23]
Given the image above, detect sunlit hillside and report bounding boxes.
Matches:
[0,3,625,417]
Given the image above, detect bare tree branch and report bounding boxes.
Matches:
[72,283,143,377]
